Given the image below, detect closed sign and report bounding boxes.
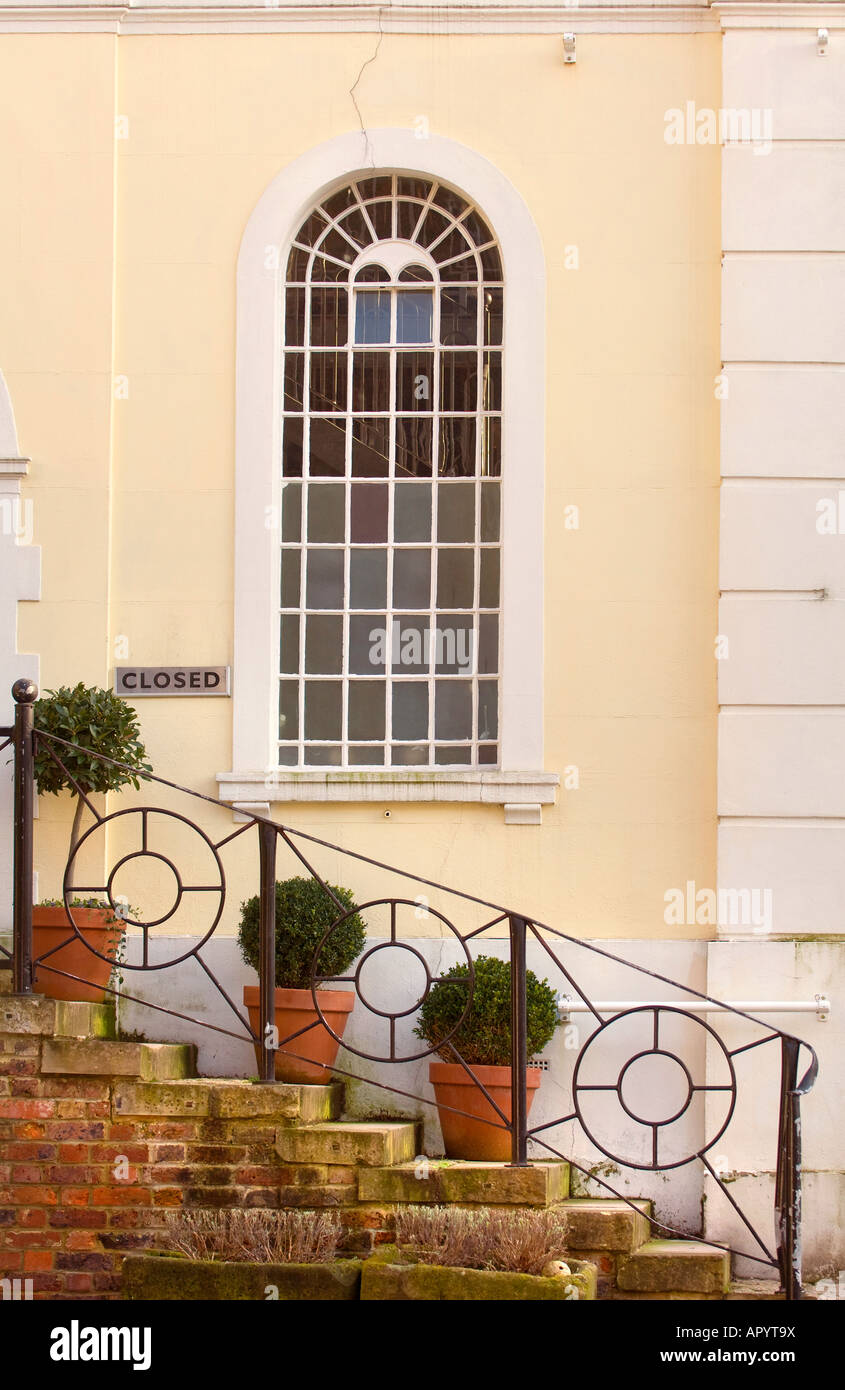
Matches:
[115,667,231,697]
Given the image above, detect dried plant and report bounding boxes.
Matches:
[163,1209,341,1264]
[394,1205,570,1275]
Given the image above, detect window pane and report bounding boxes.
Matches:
[298,211,328,246]
[483,288,503,345]
[478,614,499,674]
[462,209,494,247]
[481,246,503,281]
[307,483,345,543]
[480,482,500,541]
[397,200,424,240]
[310,288,348,347]
[311,255,349,283]
[393,549,431,609]
[350,484,388,543]
[437,550,474,608]
[435,681,472,739]
[285,288,306,346]
[440,254,479,282]
[435,745,472,765]
[305,615,343,674]
[305,549,344,609]
[483,352,502,411]
[392,617,431,674]
[393,682,428,740]
[418,208,451,247]
[440,288,477,345]
[352,418,389,476]
[397,352,434,411]
[438,418,476,477]
[432,228,471,266]
[309,418,346,477]
[284,353,304,411]
[349,745,385,766]
[280,550,300,608]
[355,290,391,345]
[350,549,387,609]
[322,186,358,218]
[320,227,358,268]
[478,681,498,740]
[480,549,500,608]
[280,615,299,674]
[282,418,303,477]
[396,418,432,477]
[397,292,433,345]
[287,246,309,281]
[481,417,501,477]
[304,744,342,766]
[365,200,392,239]
[397,176,433,199]
[354,263,390,284]
[437,482,475,543]
[478,743,498,766]
[304,682,342,740]
[338,207,374,249]
[398,264,434,283]
[279,681,299,740]
[432,185,470,218]
[278,745,298,766]
[348,682,386,740]
[352,352,390,413]
[440,352,478,412]
[310,353,347,413]
[391,744,430,766]
[434,615,474,675]
[281,483,302,542]
[394,483,431,542]
[350,613,386,674]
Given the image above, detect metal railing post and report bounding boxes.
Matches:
[508,913,529,1166]
[257,820,278,1083]
[775,1036,803,1300]
[11,678,38,995]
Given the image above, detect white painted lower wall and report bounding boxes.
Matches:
[114,932,840,1278]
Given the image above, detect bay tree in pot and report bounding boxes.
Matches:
[32,683,151,1003]
[415,954,560,1161]
[238,876,366,1084]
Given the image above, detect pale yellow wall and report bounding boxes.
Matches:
[3,32,721,940]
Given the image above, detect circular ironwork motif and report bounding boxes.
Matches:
[571,1006,737,1171]
[63,807,225,969]
[311,898,474,1064]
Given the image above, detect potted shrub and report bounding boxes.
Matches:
[123,1209,362,1301]
[32,683,151,1003]
[238,875,366,1084]
[361,1206,596,1301]
[414,954,560,1161]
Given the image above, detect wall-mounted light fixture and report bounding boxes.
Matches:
[563,33,577,65]
[818,28,829,56]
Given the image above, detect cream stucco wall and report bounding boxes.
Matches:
[1,31,721,939]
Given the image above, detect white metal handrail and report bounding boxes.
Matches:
[556,995,831,1022]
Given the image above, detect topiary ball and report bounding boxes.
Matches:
[238,876,366,990]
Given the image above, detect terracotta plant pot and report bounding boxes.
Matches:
[31,905,123,1004]
[243,985,354,1084]
[429,1061,542,1161]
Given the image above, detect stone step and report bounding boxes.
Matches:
[616,1240,731,1295]
[359,1159,569,1207]
[275,1120,417,1168]
[0,965,12,994]
[560,1198,652,1254]
[53,1000,116,1039]
[114,1078,342,1123]
[42,1038,196,1081]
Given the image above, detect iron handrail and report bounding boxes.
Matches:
[4,679,818,1298]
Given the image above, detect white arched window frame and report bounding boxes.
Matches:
[218,130,557,823]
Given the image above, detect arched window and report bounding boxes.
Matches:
[277,176,503,770]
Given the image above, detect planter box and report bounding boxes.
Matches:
[360,1245,597,1301]
[121,1252,362,1301]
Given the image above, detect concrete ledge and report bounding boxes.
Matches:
[358,1159,569,1206]
[122,1253,362,1301]
[360,1245,596,1301]
[0,993,56,1035]
[43,1040,195,1081]
[617,1240,731,1294]
[53,1001,116,1040]
[276,1121,417,1168]
[561,1198,652,1253]
[113,1078,341,1122]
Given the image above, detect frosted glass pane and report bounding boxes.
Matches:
[350,484,388,543]
[393,550,431,609]
[394,483,431,542]
[280,550,300,609]
[478,681,498,740]
[348,682,386,740]
[437,483,475,543]
[279,682,299,740]
[355,291,390,345]
[397,291,433,344]
[281,483,302,542]
[436,550,474,608]
[305,615,342,674]
[280,616,299,674]
[392,683,428,740]
[435,682,472,739]
[306,549,343,609]
[304,682,342,740]
[350,614,386,674]
[307,484,345,543]
[350,549,387,609]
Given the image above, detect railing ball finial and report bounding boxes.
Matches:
[11,678,38,704]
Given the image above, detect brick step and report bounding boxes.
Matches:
[42,1038,196,1081]
[614,1239,731,1297]
[359,1159,569,1207]
[276,1120,418,1167]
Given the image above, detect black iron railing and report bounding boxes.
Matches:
[0,678,818,1298]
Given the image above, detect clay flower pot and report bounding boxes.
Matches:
[429,1061,542,1161]
[31,905,123,1003]
[244,986,354,1084]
